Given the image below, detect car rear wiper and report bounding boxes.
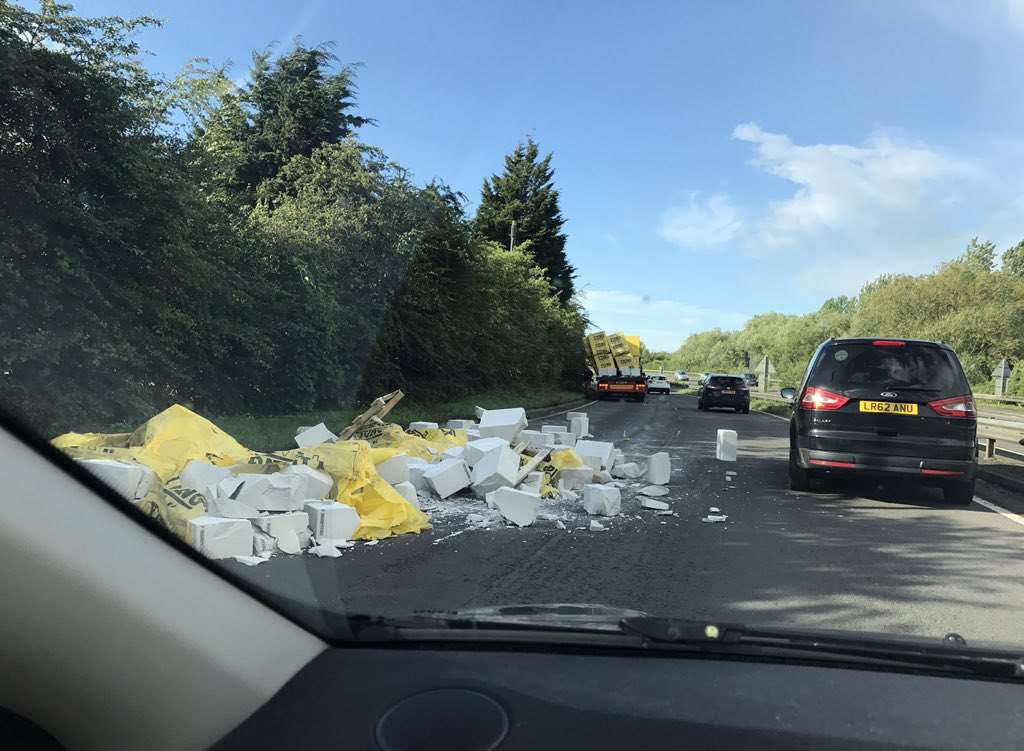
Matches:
[619,617,1024,680]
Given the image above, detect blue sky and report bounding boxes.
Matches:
[78,0,1024,350]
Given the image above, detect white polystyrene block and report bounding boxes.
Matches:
[517,430,548,449]
[487,486,541,527]
[646,452,671,484]
[252,510,310,538]
[446,419,476,430]
[477,407,528,443]
[541,424,565,434]
[179,460,232,495]
[280,463,334,499]
[581,484,622,516]
[408,421,439,431]
[294,422,337,448]
[304,501,360,541]
[716,429,738,462]
[375,454,410,485]
[641,498,670,511]
[575,440,615,470]
[611,462,643,479]
[569,416,589,437]
[520,471,544,495]
[462,437,511,466]
[393,481,419,507]
[553,431,576,447]
[470,446,520,497]
[190,517,254,559]
[422,458,472,499]
[559,467,594,490]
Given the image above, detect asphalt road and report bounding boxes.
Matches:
[231,395,1024,646]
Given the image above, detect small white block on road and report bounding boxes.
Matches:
[646,452,671,484]
[304,501,360,540]
[575,440,615,470]
[423,458,472,499]
[641,498,670,510]
[716,429,738,462]
[487,487,541,527]
[582,483,622,516]
[190,516,254,559]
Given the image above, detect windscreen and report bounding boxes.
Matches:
[4,0,1024,658]
[812,344,966,395]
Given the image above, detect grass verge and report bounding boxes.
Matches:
[750,398,791,418]
[213,385,584,452]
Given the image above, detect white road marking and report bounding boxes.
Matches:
[972,496,1024,528]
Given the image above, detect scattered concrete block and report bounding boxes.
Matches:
[474,405,486,419]
[566,411,588,421]
[423,458,472,498]
[446,419,476,430]
[611,462,643,479]
[75,458,155,501]
[638,485,670,497]
[304,501,360,540]
[275,528,301,554]
[408,460,432,494]
[253,510,310,538]
[580,454,602,472]
[409,421,439,431]
[232,473,307,512]
[463,437,510,466]
[190,516,254,559]
[280,463,333,499]
[575,440,615,469]
[716,429,738,462]
[568,415,589,437]
[208,497,261,519]
[466,429,481,440]
[582,483,622,516]
[375,454,410,485]
[294,422,337,448]
[596,470,613,484]
[702,514,728,523]
[541,424,565,434]
[646,452,671,484]
[559,467,595,490]
[487,487,541,527]
[641,498,670,511]
[478,407,528,443]
[558,488,579,503]
[393,481,419,507]
[252,528,276,556]
[471,446,520,497]
[518,429,549,450]
[179,460,232,495]
[589,519,606,531]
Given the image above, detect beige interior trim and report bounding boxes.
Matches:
[0,426,325,750]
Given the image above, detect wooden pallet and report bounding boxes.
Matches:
[337,389,405,440]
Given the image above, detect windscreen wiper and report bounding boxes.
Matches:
[620,617,1024,680]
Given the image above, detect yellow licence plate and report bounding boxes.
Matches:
[859,401,918,415]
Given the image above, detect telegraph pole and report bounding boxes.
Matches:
[509,219,516,250]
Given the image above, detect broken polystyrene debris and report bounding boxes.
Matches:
[471,446,520,497]
[589,519,606,531]
[75,458,156,501]
[553,431,577,447]
[179,460,232,495]
[541,424,564,434]
[559,466,595,490]
[392,481,419,507]
[375,453,410,485]
[280,463,334,499]
[364,540,379,546]
[409,421,439,431]
[517,429,549,450]
[579,454,602,472]
[487,487,541,527]
[208,496,261,519]
[304,501,360,540]
[716,429,738,462]
[294,422,337,448]
[558,488,579,503]
[309,543,343,558]
[610,461,643,479]
[232,472,307,512]
[316,537,355,549]
[275,528,301,554]
[422,458,472,498]
[655,509,675,516]
[709,506,721,513]
[446,419,476,430]
[477,407,528,443]
[556,520,567,530]
[233,555,267,566]
[582,483,622,516]
[462,436,511,466]
[702,514,729,523]
[407,459,431,493]
[575,440,615,470]
[641,498,670,511]
[474,405,486,419]
[520,471,544,495]
[646,452,671,484]
[638,485,671,497]
[596,470,613,483]
[442,445,466,461]
[252,510,309,538]
[252,528,277,556]
[190,516,254,560]
[466,428,481,440]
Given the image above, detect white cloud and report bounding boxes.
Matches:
[657,192,743,251]
[902,0,1024,39]
[579,289,749,351]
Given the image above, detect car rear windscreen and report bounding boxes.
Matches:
[709,376,745,387]
[812,344,966,394]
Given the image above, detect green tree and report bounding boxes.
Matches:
[958,237,997,273]
[475,138,576,303]
[1002,239,1024,278]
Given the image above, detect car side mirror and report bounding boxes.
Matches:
[780,387,797,402]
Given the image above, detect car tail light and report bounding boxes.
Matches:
[810,459,855,468]
[921,468,964,477]
[598,383,609,390]
[636,383,645,391]
[928,395,976,419]
[800,387,849,410]
[872,340,906,346]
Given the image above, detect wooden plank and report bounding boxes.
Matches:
[338,389,404,440]
[515,448,551,484]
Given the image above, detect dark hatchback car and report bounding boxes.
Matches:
[783,338,978,504]
[698,374,751,413]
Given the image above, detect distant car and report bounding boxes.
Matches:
[675,371,689,382]
[743,372,759,388]
[698,374,750,413]
[646,374,671,395]
[784,337,978,504]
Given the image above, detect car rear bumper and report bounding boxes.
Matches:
[796,448,977,482]
[703,394,750,406]
[648,387,671,394]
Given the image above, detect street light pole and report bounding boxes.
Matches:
[509,219,516,251]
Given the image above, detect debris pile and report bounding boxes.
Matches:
[55,391,684,564]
